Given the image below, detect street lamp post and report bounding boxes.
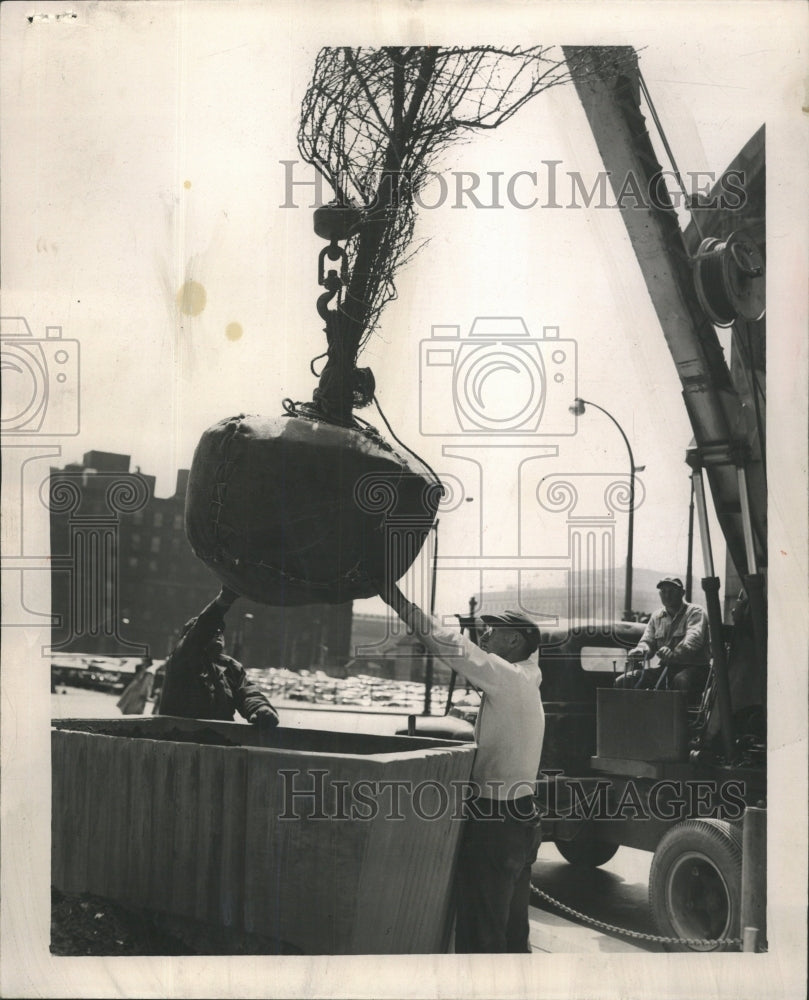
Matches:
[232,611,254,662]
[423,519,440,716]
[569,397,644,620]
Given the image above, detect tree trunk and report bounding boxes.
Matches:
[313,48,438,423]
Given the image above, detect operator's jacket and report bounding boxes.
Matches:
[636,602,711,674]
[158,600,277,723]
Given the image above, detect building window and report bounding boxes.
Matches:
[153,511,164,528]
[173,514,183,530]
[132,533,141,548]
[150,536,160,553]
[133,510,144,525]
[171,538,181,553]
[149,560,158,573]
[128,557,138,569]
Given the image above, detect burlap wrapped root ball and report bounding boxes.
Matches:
[184,414,441,605]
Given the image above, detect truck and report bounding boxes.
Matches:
[537,47,767,952]
[422,47,767,952]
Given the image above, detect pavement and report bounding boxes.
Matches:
[529,847,658,953]
[51,686,653,953]
[529,905,644,954]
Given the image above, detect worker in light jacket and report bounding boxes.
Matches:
[376,575,544,954]
[616,576,711,698]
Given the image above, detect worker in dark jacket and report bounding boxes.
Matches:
[158,587,279,728]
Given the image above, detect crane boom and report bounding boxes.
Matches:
[563,46,767,587]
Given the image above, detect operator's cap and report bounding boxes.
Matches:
[480,610,541,656]
[657,576,684,591]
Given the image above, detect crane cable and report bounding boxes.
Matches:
[637,70,705,244]
[638,69,767,492]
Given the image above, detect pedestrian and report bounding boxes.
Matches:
[616,576,711,699]
[116,657,155,715]
[376,576,544,953]
[157,587,280,729]
[149,662,165,713]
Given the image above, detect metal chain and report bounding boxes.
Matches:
[530,885,742,948]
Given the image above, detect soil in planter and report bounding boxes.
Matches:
[51,888,304,955]
[51,887,187,956]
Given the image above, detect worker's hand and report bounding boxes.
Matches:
[249,706,280,730]
[657,646,674,665]
[372,569,397,606]
[627,646,645,660]
[362,554,395,605]
[215,586,240,609]
[365,567,416,629]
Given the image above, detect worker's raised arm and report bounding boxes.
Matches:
[376,578,503,692]
[177,586,235,653]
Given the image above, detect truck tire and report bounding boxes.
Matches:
[649,819,742,951]
[555,836,619,868]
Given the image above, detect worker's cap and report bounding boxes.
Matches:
[657,577,684,591]
[480,610,541,655]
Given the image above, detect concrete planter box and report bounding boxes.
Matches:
[52,717,475,954]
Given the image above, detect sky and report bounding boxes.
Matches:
[0,2,799,622]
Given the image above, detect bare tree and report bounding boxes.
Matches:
[296,46,575,425]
